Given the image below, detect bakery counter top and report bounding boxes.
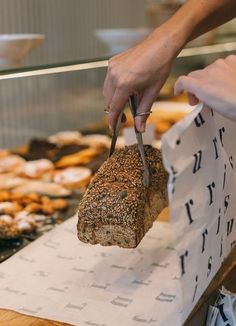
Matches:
[1,243,235,326]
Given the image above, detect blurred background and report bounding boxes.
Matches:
[0,0,235,69]
[0,0,235,147]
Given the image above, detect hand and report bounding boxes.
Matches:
[103,30,179,132]
[174,55,236,121]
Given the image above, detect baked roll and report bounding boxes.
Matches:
[77,145,168,248]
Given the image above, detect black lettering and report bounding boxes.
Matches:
[207,182,215,205]
[213,137,219,159]
[193,150,202,174]
[170,166,178,194]
[194,113,205,127]
[216,208,221,235]
[218,303,229,323]
[207,256,212,277]
[176,138,181,145]
[192,275,198,303]
[180,250,189,276]
[223,164,226,190]
[201,229,208,253]
[185,199,194,224]
[224,195,230,214]
[229,156,234,169]
[220,237,223,257]
[219,127,225,147]
[227,219,234,236]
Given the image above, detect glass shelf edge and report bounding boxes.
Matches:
[0,41,235,80]
[0,60,109,81]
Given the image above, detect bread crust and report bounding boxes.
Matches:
[77,145,168,248]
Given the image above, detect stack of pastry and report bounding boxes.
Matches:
[0,190,68,239]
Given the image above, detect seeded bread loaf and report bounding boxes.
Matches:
[77,145,168,248]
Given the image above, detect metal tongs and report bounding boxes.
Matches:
[109,94,150,188]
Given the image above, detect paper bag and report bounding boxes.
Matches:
[162,103,236,321]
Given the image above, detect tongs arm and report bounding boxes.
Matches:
[108,96,150,188]
[109,110,123,157]
[129,95,150,188]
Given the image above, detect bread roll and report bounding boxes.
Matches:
[77,145,168,248]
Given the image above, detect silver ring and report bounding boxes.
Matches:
[104,108,110,114]
[135,111,152,117]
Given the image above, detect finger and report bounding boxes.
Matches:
[188,69,205,79]
[103,73,115,108]
[188,93,199,106]
[225,55,236,69]
[108,88,129,131]
[174,76,201,97]
[135,86,159,133]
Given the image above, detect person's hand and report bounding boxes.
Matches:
[103,30,179,132]
[174,55,236,121]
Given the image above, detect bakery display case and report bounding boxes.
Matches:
[0,7,236,322]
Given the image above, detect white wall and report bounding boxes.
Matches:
[0,0,147,66]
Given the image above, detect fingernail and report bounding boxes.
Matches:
[139,122,146,133]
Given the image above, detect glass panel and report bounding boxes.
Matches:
[0,0,147,72]
[0,65,107,148]
[0,1,235,74]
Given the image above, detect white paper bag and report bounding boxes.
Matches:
[162,103,236,321]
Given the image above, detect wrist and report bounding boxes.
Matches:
[147,25,186,60]
[149,0,218,56]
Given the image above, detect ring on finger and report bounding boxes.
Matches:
[104,107,110,114]
[135,111,152,117]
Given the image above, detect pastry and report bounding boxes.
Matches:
[19,138,88,162]
[53,167,92,189]
[48,131,82,146]
[41,203,54,215]
[0,215,13,224]
[25,203,42,213]
[16,219,35,232]
[26,192,41,202]
[80,134,111,148]
[115,136,125,149]
[55,148,99,168]
[77,145,168,248]
[0,202,22,215]
[51,199,69,210]
[0,155,25,173]
[0,149,10,158]
[0,173,28,190]
[13,181,71,197]
[0,190,10,201]
[19,159,54,179]
[0,220,21,239]
[0,189,69,239]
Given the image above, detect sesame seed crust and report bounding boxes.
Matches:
[77,145,168,248]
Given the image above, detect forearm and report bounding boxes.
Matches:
[150,0,236,56]
[189,0,236,40]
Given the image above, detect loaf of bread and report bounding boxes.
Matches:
[77,145,168,248]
